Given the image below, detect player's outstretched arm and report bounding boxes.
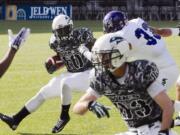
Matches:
[73,91,98,115]
[0,28,30,78]
[73,89,110,118]
[153,91,174,133]
[151,26,180,37]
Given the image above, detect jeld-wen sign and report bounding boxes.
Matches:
[17,4,72,20]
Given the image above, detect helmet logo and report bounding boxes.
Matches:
[110,36,124,44]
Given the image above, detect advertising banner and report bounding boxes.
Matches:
[6,5,17,20]
[0,3,5,20]
[15,4,72,20]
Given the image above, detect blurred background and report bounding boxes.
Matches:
[0,0,179,21]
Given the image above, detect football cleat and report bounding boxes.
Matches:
[52,118,70,133]
[0,113,18,130]
[174,116,180,126]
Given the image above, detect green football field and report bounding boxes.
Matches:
[0,20,180,135]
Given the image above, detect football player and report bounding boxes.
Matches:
[0,28,30,77]
[73,33,177,135]
[0,14,95,133]
[79,11,180,121]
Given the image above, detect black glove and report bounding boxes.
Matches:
[88,101,110,118]
[158,129,169,135]
[45,61,57,74]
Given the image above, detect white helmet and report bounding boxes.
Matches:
[52,14,73,39]
[92,33,131,72]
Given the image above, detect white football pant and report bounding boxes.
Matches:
[25,70,91,113]
[115,121,178,135]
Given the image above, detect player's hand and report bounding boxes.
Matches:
[158,129,169,135]
[88,101,111,118]
[8,27,30,50]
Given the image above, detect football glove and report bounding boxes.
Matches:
[158,129,169,135]
[88,101,111,118]
[8,27,30,50]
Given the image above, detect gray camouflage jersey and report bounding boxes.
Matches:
[90,60,162,128]
[50,27,95,73]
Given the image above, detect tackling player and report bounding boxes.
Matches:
[101,11,180,126]
[0,14,95,133]
[0,28,30,77]
[73,33,177,135]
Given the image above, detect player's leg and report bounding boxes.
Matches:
[52,70,90,133]
[0,73,67,130]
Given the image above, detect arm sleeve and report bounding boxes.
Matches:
[147,80,165,98]
[143,61,159,87]
[143,61,164,97]
[83,50,92,61]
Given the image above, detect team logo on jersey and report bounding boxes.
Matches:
[162,78,168,86]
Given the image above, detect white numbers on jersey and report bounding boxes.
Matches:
[115,99,151,119]
[65,53,84,70]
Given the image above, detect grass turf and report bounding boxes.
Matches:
[0,20,180,135]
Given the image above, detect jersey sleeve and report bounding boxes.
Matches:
[143,61,159,90]
[89,69,104,95]
[130,17,147,27]
[147,80,165,98]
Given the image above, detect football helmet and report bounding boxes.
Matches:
[92,33,130,72]
[52,14,73,39]
[103,10,128,33]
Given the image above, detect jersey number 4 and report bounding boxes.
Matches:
[135,23,161,45]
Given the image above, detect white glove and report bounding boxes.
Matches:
[8,27,30,50]
[78,44,92,61]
